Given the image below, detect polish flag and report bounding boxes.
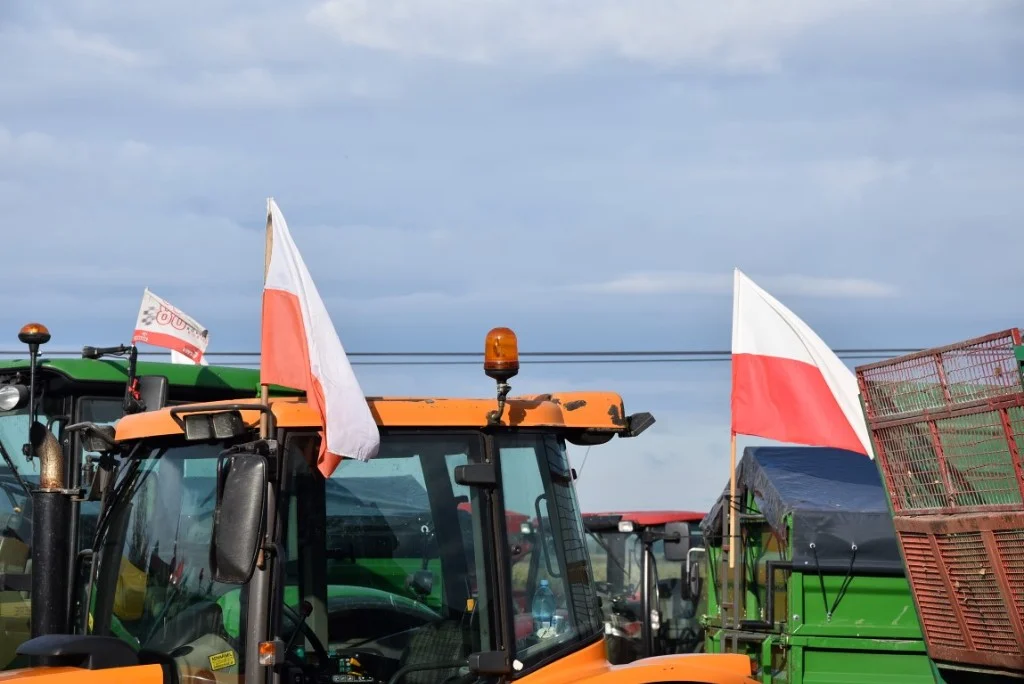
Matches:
[731,268,872,457]
[260,198,380,476]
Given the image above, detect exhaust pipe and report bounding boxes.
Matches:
[29,421,71,642]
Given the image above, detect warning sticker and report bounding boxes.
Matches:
[209,651,237,671]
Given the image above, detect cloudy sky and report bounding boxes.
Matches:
[2,0,1022,511]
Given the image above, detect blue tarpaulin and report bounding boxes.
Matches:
[702,446,903,573]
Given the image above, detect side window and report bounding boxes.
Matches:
[499,434,601,670]
[77,398,124,548]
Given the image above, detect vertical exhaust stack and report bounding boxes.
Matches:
[29,420,70,643]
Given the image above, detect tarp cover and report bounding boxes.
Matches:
[701,446,903,573]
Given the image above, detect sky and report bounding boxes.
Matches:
[1,0,1023,512]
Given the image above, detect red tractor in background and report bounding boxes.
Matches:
[584,510,706,664]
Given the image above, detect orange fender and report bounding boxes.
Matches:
[0,665,165,683]
[517,641,757,684]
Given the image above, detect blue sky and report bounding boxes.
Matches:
[2,0,1023,511]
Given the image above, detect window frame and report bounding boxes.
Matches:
[491,430,603,677]
[270,427,498,659]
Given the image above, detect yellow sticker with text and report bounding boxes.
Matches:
[209,650,237,671]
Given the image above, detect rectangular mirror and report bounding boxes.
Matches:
[662,521,691,561]
[211,454,267,584]
[137,375,169,413]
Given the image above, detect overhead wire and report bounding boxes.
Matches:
[0,347,924,366]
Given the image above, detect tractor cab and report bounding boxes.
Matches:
[0,323,301,671]
[10,328,758,684]
[583,511,705,663]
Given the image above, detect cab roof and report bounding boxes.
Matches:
[0,357,302,395]
[114,392,633,441]
[583,510,705,531]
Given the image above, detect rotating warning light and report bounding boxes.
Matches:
[483,327,519,382]
[18,322,51,346]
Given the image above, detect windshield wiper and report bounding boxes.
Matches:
[0,438,32,500]
[90,443,152,550]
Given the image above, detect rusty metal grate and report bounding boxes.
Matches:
[861,334,1024,676]
[937,532,1017,653]
[858,330,1023,422]
[900,532,963,649]
[870,404,1024,513]
[994,530,1024,632]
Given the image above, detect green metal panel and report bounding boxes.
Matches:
[0,357,302,395]
[789,572,922,640]
[701,474,937,683]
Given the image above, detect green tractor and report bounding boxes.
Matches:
[0,322,300,669]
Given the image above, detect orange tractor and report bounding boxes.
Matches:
[3,328,757,684]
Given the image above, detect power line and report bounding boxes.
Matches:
[5,353,906,368]
[0,347,923,359]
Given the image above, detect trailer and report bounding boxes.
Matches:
[856,329,1024,682]
[701,445,935,683]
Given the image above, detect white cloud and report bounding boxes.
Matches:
[569,408,730,512]
[573,271,896,299]
[48,27,148,66]
[813,157,912,203]
[305,0,996,73]
[306,0,855,70]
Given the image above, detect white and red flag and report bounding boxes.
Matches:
[730,268,872,457]
[133,289,210,364]
[260,198,380,477]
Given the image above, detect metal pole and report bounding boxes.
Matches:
[641,539,653,658]
[246,200,275,684]
[731,481,742,652]
[719,490,728,653]
[29,424,69,653]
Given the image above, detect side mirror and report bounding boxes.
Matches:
[137,375,169,413]
[662,522,691,562]
[408,569,435,597]
[82,425,117,454]
[211,455,267,584]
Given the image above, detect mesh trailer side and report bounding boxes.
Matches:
[856,329,1024,515]
[856,330,1024,677]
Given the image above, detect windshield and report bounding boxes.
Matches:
[85,431,493,683]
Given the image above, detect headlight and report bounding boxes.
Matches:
[0,385,28,412]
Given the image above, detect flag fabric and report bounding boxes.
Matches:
[133,289,210,363]
[170,350,209,365]
[260,198,380,476]
[730,268,872,457]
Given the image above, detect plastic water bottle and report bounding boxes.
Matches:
[532,579,557,633]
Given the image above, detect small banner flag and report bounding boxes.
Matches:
[133,288,210,364]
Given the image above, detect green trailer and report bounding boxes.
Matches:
[699,446,935,684]
[0,324,301,669]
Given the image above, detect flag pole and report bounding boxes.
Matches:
[260,203,273,439]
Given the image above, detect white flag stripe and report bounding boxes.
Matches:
[263,198,380,468]
[732,268,872,456]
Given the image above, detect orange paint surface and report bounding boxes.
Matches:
[0,665,164,683]
[515,640,758,683]
[115,392,630,441]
